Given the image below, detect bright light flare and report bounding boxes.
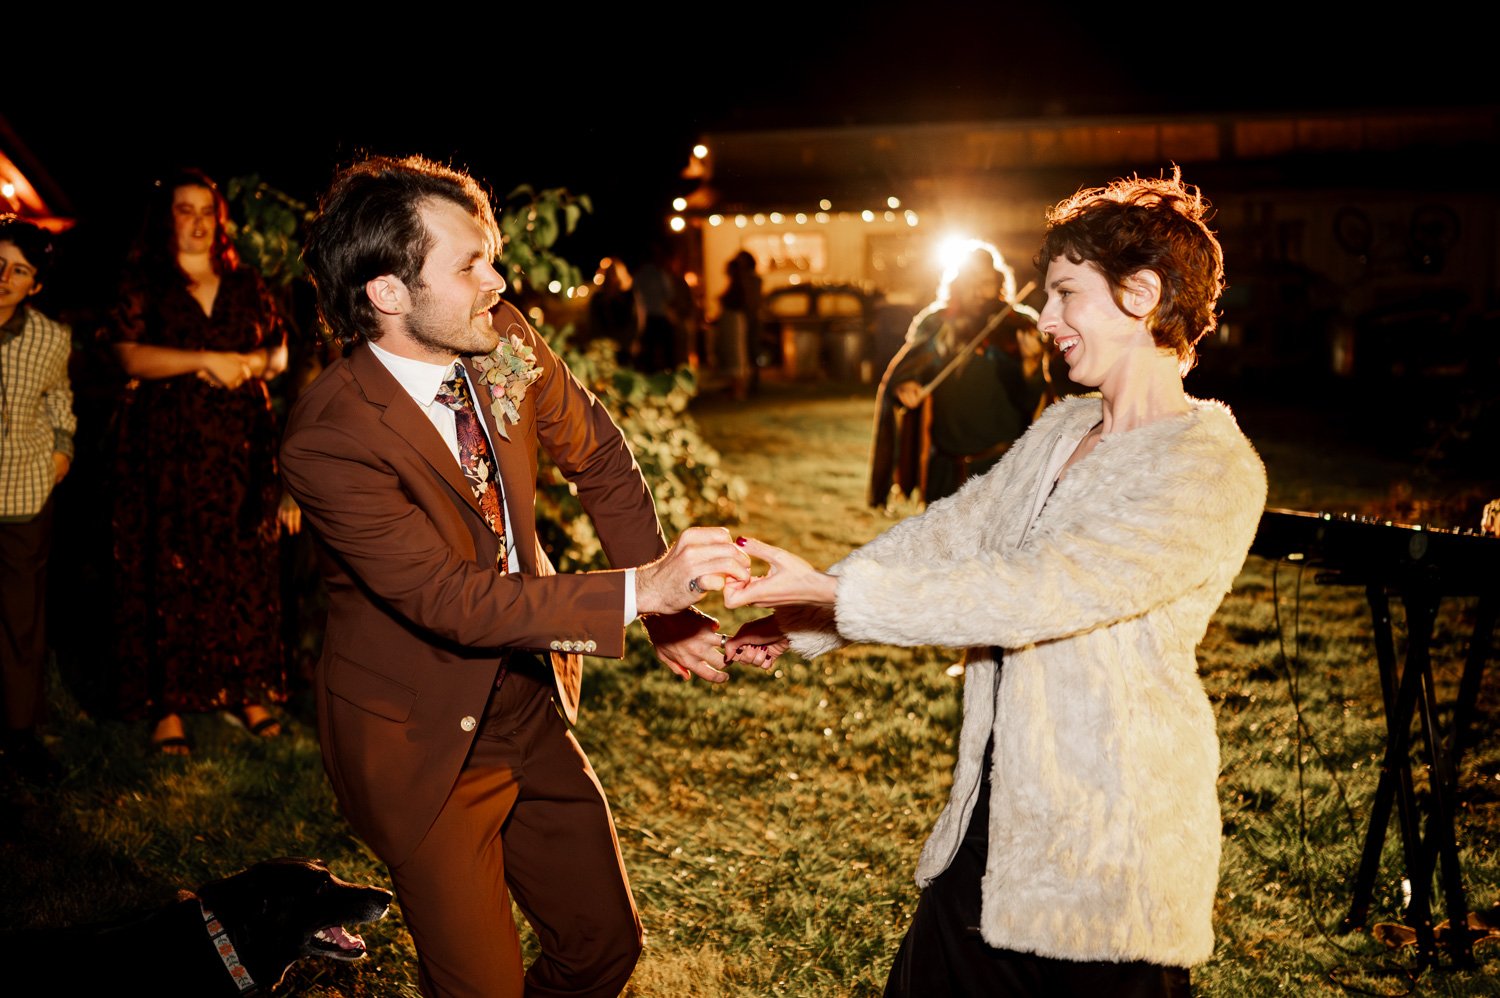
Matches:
[669,216,686,232]
[693,144,709,159]
[937,236,984,273]
[672,197,687,211]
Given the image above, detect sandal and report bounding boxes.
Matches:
[151,735,192,757]
[229,705,282,739]
[151,715,192,757]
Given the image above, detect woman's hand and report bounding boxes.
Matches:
[721,537,838,609]
[278,493,303,536]
[724,614,789,669]
[199,351,253,389]
[241,342,289,381]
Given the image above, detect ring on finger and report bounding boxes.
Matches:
[688,577,701,594]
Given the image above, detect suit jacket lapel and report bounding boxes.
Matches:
[348,343,483,519]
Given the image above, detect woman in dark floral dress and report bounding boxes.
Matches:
[111,169,291,754]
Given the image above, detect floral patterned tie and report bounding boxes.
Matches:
[435,363,507,573]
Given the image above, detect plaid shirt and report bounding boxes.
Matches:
[0,305,75,520]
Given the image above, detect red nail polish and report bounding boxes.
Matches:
[735,536,748,546]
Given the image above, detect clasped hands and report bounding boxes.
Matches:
[637,528,833,677]
[196,348,275,390]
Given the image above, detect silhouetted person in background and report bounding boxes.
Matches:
[714,250,760,400]
[630,241,688,371]
[588,256,640,363]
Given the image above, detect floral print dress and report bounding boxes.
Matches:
[110,268,285,718]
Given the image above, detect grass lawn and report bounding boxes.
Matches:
[4,379,1498,997]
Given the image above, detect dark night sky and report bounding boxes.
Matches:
[9,11,1490,295]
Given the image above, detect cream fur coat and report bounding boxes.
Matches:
[785,394,1266,968]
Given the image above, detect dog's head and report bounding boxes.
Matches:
[196,857,393,988]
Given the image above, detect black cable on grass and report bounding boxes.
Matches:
[1272,561,1360,837]
[1270,559,1424,996]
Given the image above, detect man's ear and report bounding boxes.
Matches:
[1121,269,1162,318]
[365,274,410,316]
[25,280,42,300]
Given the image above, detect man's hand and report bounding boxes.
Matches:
[645,608,729,682]
[636,527,751,615]
[724,614,789,670]
[894,379,923,409]
[51,452,70,485]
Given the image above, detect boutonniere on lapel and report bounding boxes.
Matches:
[473,333,543,440]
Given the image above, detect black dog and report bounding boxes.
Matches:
[3,857,392,995]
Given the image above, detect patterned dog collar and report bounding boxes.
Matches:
[200,899,257,993]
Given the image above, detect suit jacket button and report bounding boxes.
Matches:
[460,716,477,732]
[584,640,597,653]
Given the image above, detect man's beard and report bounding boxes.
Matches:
[404,287,500,358]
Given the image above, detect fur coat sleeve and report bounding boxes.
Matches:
[833,396,1266,651]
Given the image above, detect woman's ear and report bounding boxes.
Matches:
[1122,269,1162,318]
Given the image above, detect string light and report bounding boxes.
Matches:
[667,199,918,234]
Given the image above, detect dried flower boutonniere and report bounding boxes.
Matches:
[473,333,543,440]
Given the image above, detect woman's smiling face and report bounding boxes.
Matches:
[1038,257,1153,390]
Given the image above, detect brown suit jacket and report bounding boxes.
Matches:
[280,302,667,866]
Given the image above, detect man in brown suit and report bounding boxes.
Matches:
[281,155,749,998]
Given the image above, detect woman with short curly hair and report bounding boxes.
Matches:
[723,169,1267,997]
